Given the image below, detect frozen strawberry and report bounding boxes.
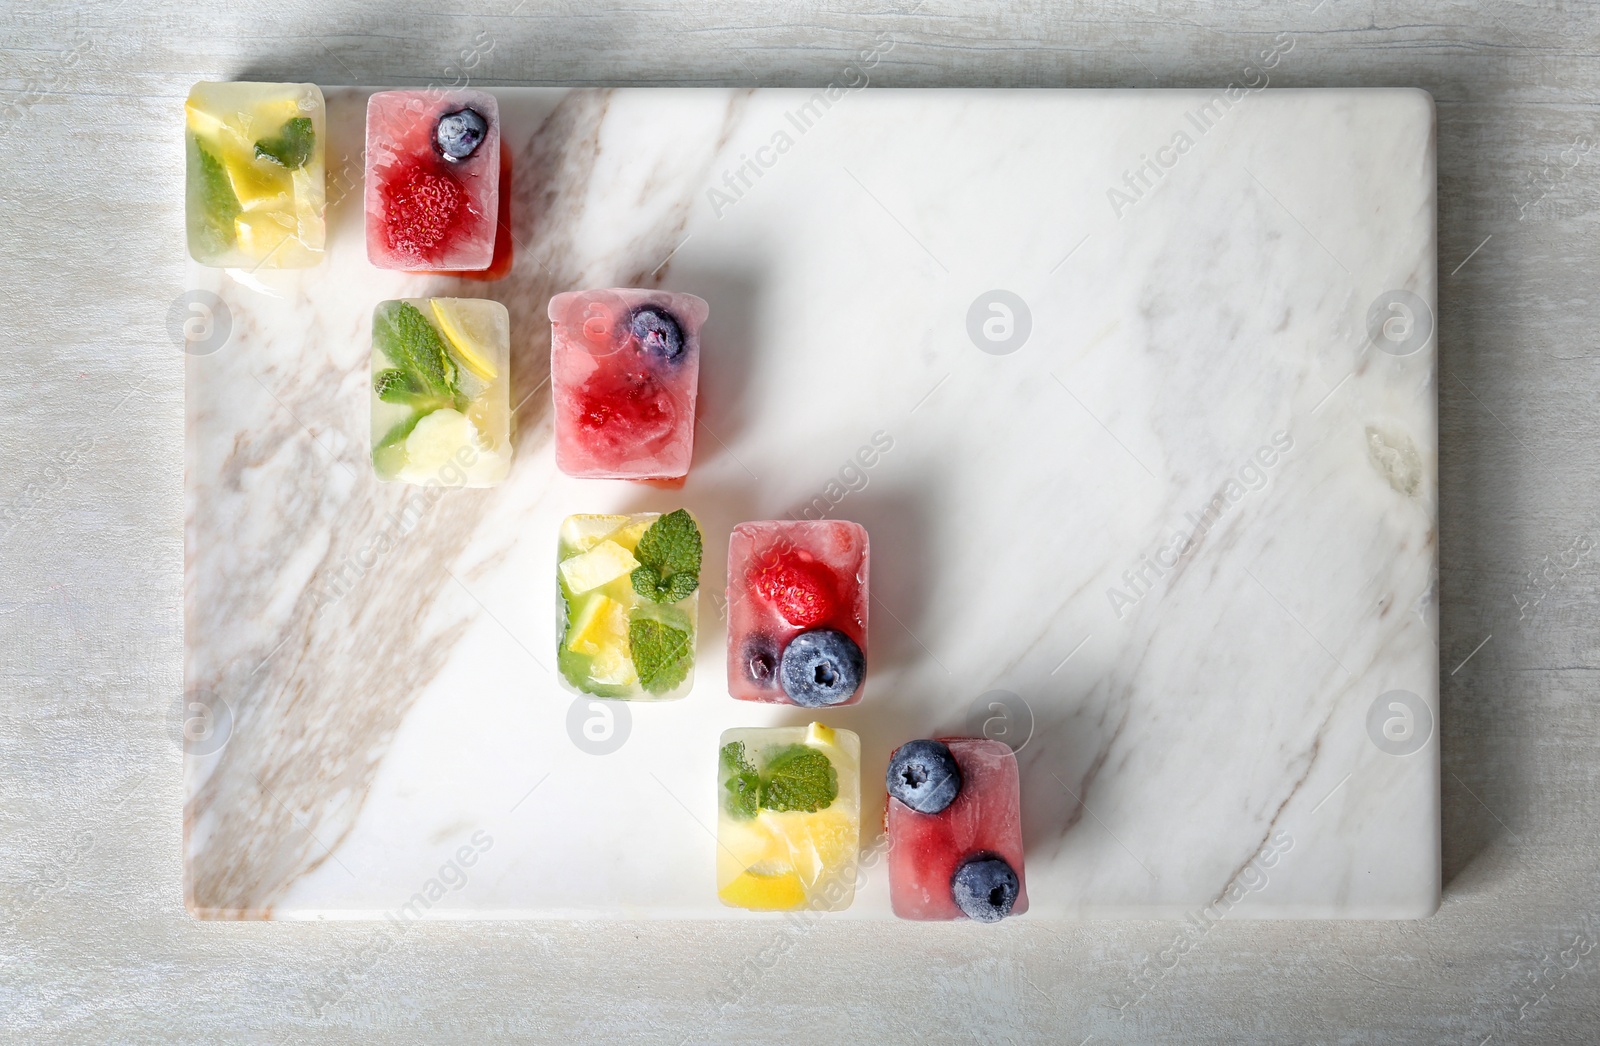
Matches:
[751,550,837,628]
[382,166,463,261]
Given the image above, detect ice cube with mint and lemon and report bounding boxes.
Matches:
[557,509,702,701]
[369,298,511,487]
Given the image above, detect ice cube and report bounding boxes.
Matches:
[556,509,702,701]
[365,90,500,271]
[548,288,708,479]
[185,82,325,268]
[885,738,1028,922]
[369,298,511,487]
[727,520,868,706]
[717,723,861,912]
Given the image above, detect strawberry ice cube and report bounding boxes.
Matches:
[365,89,499,271]
[726,520,868,706]
[548,288,707,480]
[885,738,1028,922]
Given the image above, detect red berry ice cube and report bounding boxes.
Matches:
[365,89,499,271]
[727,520,868,706]
[549,288,707,479]
[885,738,1028,922]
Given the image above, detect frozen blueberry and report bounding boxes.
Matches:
[435,108,489,162]
[630,304,685,364]
[950,853,1020,923]
[777,629,864,707]
[885,739,961,814]
[742,632,781,686]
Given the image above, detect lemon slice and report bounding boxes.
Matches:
[718,868,807,911]
[431,299,499,380]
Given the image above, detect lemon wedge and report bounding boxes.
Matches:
[805,722,837,749]
[431,299,499,380]
[718,868,807,911]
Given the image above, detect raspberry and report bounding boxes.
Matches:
[751,550,836,627]
[383,165,463,260]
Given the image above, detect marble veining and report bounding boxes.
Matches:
[185,87,1437,919]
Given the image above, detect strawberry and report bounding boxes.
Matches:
[383,165,463,260]
[751,550,836,627]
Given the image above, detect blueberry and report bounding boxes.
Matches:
[950,853,1020,923]
[630,304,685,364]
[435,108,488,162]
[777,629,864,707]
[742,632,781,686]
[885,739,962,814]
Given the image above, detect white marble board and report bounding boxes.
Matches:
[183,87,1438,920]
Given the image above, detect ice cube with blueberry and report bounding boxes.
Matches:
[365,90,500,271]
[185,81,326,268]
[718,723,861,912]
[548,289,708,480]
[557,510,702,700]
[727,520,868,706]
[885,738,1028,922]
[370,298,511,486]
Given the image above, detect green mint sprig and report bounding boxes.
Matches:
[630,509,702,604]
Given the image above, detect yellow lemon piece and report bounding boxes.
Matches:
[185,102,233,141]
[431,299,499,380]
[234,209,296,260]
[568,595,627,656]
[559,540,639,595]
[559,514,630,553]
[720,818,787,871]
[217,140,293,211]
[761,807,858,885]
[589,642,638,687]
[805,722,837,749]
[606,518,652,553]
[718,868,808,911]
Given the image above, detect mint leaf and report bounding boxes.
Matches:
[627,615,692,695]
[374,368,456,411]
[630,509,702,604]
[720,742,760,820]
[187,137,240,254]
[372,412,422,478]
[374,301,461,400]
[254,116,315,169]
[759,744,837,813]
